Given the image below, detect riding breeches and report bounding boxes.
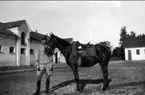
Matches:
[36,64,53,80]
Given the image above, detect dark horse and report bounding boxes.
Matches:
[45,33,111,92]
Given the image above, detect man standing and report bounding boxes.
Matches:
[34,36,54,95]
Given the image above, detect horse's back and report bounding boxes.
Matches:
[82,45,96,56]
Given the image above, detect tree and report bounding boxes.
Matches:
[130,31,136,37]
[119,26,128,46]
[118,26,128,60]
[112,47,121,57]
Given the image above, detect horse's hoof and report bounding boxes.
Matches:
[100,84,109,91]
[74,89,82,94]
[33,92,40,95]
[100,85,104,90]
[44,91,49,95]
[100,90,105,93]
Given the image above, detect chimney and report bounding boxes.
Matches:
[36,30,37,33]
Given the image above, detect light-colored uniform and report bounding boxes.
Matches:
[35,49,54,79]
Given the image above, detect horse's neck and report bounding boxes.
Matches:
[71,42,78,53]
[55,43,70,58]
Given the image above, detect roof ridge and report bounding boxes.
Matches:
[1,20,26,29]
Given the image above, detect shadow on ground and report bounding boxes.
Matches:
[40,79,145,94]
[108,80,145,90]
[49,78,112,92]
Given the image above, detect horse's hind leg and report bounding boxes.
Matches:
[99,60,109,90]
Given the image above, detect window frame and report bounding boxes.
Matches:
[21,32,26,45]
[9,47,15,54]
[30,49,34,55]
[136,49,140,55]
[0,46,4,53]
[21,48,26,54]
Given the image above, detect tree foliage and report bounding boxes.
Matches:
[130,31,136,37]
[119,26,127,46]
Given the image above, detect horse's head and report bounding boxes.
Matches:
[44,33,57,56]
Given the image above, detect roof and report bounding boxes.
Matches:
[123,35,145,48]
[0,29,17,37]
[30,31,48,42]
[0,20,25,30]
[0,20,26,37]
[0,20,73,42]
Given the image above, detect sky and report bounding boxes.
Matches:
[0,1,145,48]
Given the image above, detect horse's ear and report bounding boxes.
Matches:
[51,33,54,36]
[49,33,52,36]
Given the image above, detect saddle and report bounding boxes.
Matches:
[76,41,96,57]
[71,41,97,66]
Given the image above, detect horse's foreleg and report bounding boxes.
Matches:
[99,61,109,90]
[71,64,82,92]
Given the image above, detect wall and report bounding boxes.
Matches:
[0,34,17,67]
[125,47,145,60]
[18,22,30,66]
[30,41,43,65]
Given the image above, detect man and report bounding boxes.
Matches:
[34,36,54,95]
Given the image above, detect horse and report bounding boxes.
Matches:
[45,33,111,93]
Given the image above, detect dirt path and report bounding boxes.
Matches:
[0,61,145,95]
[48,61,145,95]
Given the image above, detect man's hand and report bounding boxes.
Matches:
[36,64,40,71]
[50,67,53,72]
[35,60,40,71]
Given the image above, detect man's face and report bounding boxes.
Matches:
[42,40,46,45]
[44,44,47,48]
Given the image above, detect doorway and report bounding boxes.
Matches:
[128,50,132,60]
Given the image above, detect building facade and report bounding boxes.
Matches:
[123,35,145,61]
[0,20,73,67]
[0,30,17,67]
[0,20,31,67]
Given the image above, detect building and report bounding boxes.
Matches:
[0,20,31,67]
[29,31,47,65]
[0,20,73,67]
[123,35,145,61]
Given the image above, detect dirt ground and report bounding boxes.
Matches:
[0,60,145,95]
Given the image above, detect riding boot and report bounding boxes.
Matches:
[46,78,50,93]
[34,80,41,95]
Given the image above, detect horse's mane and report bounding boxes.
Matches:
[53,34,71,46]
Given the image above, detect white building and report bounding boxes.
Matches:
[0,20,73,67]
[123,35,145,61]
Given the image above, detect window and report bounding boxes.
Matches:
[21,48,26,54]
[0,46,2,53]
[136,49,140,55]
[0,46,4,53]
[9,47,15,54]
[21,32,26,45]
[30,49,34,55]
